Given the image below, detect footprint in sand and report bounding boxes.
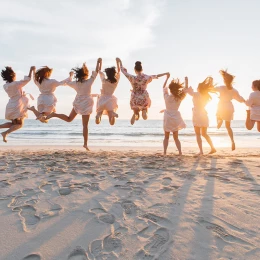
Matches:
[68,247,88,260]
[95,252,118,260]
[90,239,103,256]
[59,187,71,196]
[103,234,122,252]
[13,205,40,231]
[162,177,172,186]
[141,213,173,228]
[121,200,137,215]
[88,183,99,191]
[134,250,154,260]
[22,253,42,260]
[39,182,53,193]
[99,213,115,224]
[40,203,63,219]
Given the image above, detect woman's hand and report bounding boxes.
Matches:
[69,71,74,77]
[185,76,188,88]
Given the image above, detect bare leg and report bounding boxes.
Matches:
[225,121,235,150]
[131,108,140,125]
[194,126,203,155]
[47,108,77,122]
[108,111,115,125]
[1,119,24,142]
[217,118,223,129]
[245,110,255,130]
[163,131,170,155]
[95,111,103,124]
[0,122,13,129]
[173,131,182,155]
[142,109,148,120]
[257,122,260,132]
[28,106,41,118]
[82,115,90,150]
[201,127,216,154]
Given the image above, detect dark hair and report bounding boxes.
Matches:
[35,66,53,84]
[253,80,260,91]
[104,67,117,84]
[220,69,234,89]
[1,67,16,83]
[134,61,142,72]
[72,63,89,83]
[168,79,186,101]
[198,76,215,102]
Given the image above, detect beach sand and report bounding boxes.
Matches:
[0,146,260,260]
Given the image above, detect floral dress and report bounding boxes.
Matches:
[121,66,157,110]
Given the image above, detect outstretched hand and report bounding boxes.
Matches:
[185,76,188,88]
[69,71,74,77]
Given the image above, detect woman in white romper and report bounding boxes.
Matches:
[162,73,186,155]
[29,66,72,123]
[0,66,34,142]
[215,70,245,150]
[245,80,260,132]
[47,59,101,150]
[186,76,216,155]
[95,58,120,125]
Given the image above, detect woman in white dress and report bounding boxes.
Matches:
[162,73,186,155]
[28,66,72,123]
[0,66,34,142]
[117,58,166,125]
[47,59,101,150]
[215,70,245,150]
[186,76,216,155]
[245,80,260,131]
[95,58,120,125]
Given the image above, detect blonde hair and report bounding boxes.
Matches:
[220,69,235,89]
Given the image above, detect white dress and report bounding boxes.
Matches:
[186,87,209,127]
[34,76,71,114]
[66,71,97,115]
[215,86,244,121]
[3,76,31,120]
[96,72,120,115]
[163,87,186,132]
[245,91,260,121]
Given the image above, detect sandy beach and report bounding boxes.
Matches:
[0,147,260,260]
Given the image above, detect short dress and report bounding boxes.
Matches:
[96,71,120,115]
[245,91,260,121]
[163,87,186,132]
[34,76,71,114]
[215,86,244,121]
[186,87,209,127]
[3,76,31,120]
[66,71,98,115]
[121,66,157,110]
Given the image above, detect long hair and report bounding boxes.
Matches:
[198,76,215,102]
[220,69,234,89]
[72,63,89,83]
[168,79,186,101]
[104,67,117,84]
[35,66,53,84]
[1,67,15,83]
[253,80,260,91]
[134,61,142,72]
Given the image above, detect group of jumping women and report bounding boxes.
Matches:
[1,58,260,155]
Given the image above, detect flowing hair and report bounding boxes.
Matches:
[1,67,15,83]
[220,69,235,89]
[72,63,89,83]
[35,66,53,84]
[253,80,260,91]
[104,67,117,84]
[198,77,215,102]
[168,79,186,101]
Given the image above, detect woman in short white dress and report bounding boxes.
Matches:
[29,66,72,123]
[245,80,260,132]
[95,58,120,125]
[47,59,101,150]
[186,76,216,155]
[0,66,34,142]
[215,70,245,150]
[162,73,186,155]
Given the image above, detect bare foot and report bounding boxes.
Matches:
[135,113,140,121]
[46,112,55,120]
[109,117,115,125]
[232,142,235,151]
[1,132,7,143]
[178,152,183,156]
[83,144,90,151]
[194,152,204,157]
[130,114,135,125]
[208,148,217,154]
[95,115,101,124]
[142,110,148,120]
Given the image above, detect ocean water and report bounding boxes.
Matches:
[1,119,260,148]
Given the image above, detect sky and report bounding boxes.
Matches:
[1,0,260,124]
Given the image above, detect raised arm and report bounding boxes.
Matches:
[116,57,121,73]
[96,58,102,73]
[157,72,169,78]
[183,77,194,96]
[163,73,170,89]
[28,66,35,78]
